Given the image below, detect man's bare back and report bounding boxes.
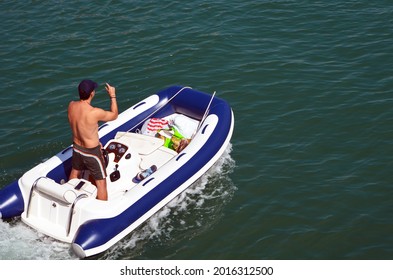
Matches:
[68,83,118,148]
[68,101,100,148]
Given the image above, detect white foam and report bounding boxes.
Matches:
[0,219,76,260]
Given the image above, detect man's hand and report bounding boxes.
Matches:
[105,83,116,98]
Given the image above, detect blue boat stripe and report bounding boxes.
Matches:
[133,102,146,110]
[142,177,155,186]
[176,153,186,161]
[98,124,109,131]
[202,124,209,134]
[61,146,73,155]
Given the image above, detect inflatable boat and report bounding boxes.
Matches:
[0,86,234,258]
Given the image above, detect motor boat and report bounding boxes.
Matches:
[0,86,234,258]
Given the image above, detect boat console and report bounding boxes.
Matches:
[103,132,177,198]
[105,141,130,163]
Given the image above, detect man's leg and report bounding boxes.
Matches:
[95,178,108,201]
[69,168,82,180]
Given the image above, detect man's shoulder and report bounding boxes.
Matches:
[68,100,78,107]
[68,100,75,110]
[90,106,104,112]
[89,106,106,120]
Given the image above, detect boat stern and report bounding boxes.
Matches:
[21,177,98,243]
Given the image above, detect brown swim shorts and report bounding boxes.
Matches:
[72,143,107,180]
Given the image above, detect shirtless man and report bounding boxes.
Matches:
[68,79,118,200]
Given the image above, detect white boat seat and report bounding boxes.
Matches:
[114,132,164,155]
[139,146,178,170]
[113,131,177,172]
[33,177,96,204]
[66,178,97,197]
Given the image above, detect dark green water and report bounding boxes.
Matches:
[1,1,392,260]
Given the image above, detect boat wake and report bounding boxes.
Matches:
[0,218,75,260]
[0,144,236,260]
